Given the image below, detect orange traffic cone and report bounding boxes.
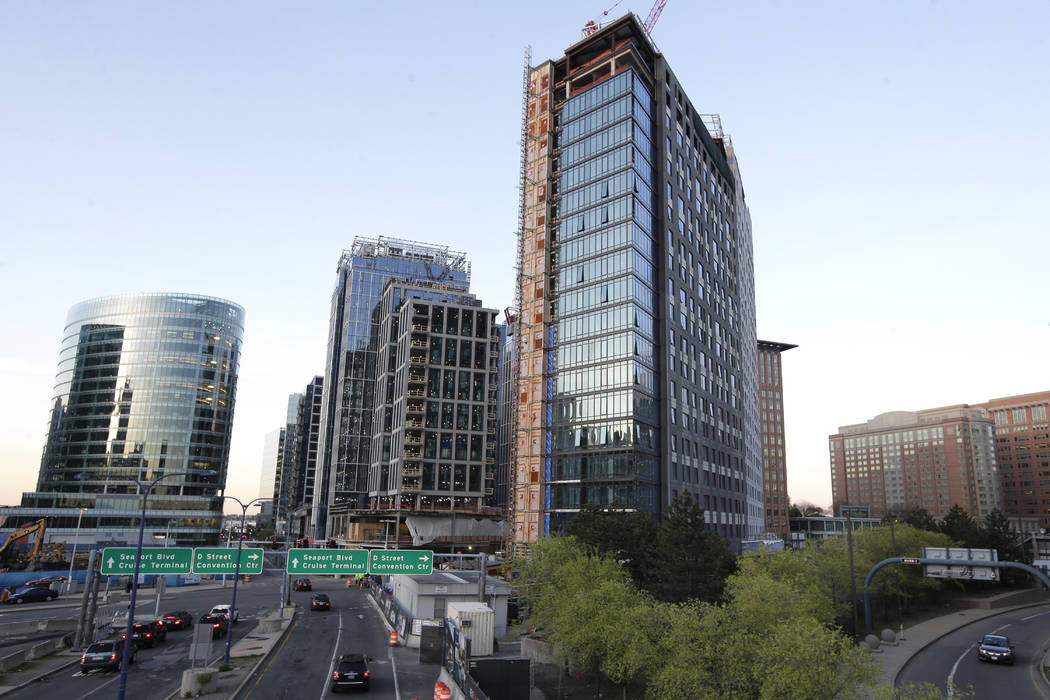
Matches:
[389,630,398,646]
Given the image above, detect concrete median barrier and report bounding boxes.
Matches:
[0,649,27,673]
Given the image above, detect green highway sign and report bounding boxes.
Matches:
[369,549,433,575]
[101,547,192,575]
[192,547,264,575]
[286,548,368,575]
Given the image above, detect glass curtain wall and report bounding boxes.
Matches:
[550,68,660,530]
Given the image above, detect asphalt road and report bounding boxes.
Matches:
[897,604,1050,699]
[5,574,287,700]
[236,578,441,700]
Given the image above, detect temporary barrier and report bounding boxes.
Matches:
[389,630,398,646]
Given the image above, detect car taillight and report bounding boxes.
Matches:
[110,654,117,660]
[213,623,220,628]
[364,671,369,677]
[80,656,86,663]
[145,633,152,638]
[332,672,339,679]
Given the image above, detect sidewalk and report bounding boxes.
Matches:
[874,599,1050,690]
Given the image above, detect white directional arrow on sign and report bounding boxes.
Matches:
[107,557,115,568]
[247,553,259,560]
[292,557,299,568]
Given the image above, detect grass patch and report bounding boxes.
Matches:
[229,655,262,664]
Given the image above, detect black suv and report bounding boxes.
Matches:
[293,578,312,591]
[199,613,229,639]
[331,653,369,692]
[81,640,136,672]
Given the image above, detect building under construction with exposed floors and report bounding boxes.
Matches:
[509,13,761,554]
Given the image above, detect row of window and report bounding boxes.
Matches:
[558,220,653,267]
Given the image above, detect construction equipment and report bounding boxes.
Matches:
[643,0,668,34]
[0,519,66,570]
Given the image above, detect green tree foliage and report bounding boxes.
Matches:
[884,507,938,533]
[566,503,657,585]
[939,505,981,544]
[647,493,737,603]
[977,509,1029,564]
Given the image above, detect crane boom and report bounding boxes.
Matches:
[643,0,667,34]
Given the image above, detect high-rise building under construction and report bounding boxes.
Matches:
[511,14,760,551]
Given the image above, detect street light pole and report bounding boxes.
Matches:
[165,519,177,548]
[280,505,309,618]
[90,469,216,700]
[66,507,86,593]
[219,496,271,665]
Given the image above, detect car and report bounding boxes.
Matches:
[977,634,1015,665]
[120,621,164,648]
[330,653,370,692]
[80,640,136,673]
[4,586,58,604]
[161,610,193,630]
[24,575,67,588]
[199,613,229,639]
[293,578,312,591]
[311,593,331,611]
[210,604,239,623]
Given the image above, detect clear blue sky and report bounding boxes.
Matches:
[1,1,1047,513]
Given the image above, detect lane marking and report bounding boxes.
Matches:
[391,646,401,699]
[1021,610,1050,622]
[320,611,343,699]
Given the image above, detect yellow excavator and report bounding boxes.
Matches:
[0,519,66,571]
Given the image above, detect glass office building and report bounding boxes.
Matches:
[316,237,470,539]
[512,14,761,551]
[6,293,244,547]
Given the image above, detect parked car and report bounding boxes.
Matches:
[977,634,1016,665]
[24,575,67,588]
[120,620,165,648]
[199,613,229,639]
[293,578,312,591]
[210,604,239,623]
[330,653,370,692]
[161,610,193,630]
[4,586,58,604]
[311,593,331,611]
[80,640,135,673]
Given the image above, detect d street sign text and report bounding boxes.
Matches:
[192,547,264,575]
[369,549,433,575]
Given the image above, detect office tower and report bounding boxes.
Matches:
[288,377,323,537]
[270,393,301,504]
[4,293,243,547]
[511,14,760,551]
[829,406,1002,519]
[260,428,285,501]
[758,340,795,538]
[973,392,1049,528]
[362,280,499,549]
[316,237,470,540]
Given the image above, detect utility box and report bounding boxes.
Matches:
[448,601,494,657]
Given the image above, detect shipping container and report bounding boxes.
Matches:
[448,601,494,657]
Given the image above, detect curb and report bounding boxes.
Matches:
[0,653,80,697]
[892,601,1050,688]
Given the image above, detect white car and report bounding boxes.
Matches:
[210,604,239,623]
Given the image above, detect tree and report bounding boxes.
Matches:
[647,493,736,603]
[566,503,658,586]
[977,509,1029,564]
[792,501,826,517]
[939,505,981,546]
[883,507,938,533]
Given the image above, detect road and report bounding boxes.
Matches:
[897,604,1050,699]
[5,574,287,700]
[236,578,440,700]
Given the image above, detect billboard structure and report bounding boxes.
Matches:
[922,547,999,581]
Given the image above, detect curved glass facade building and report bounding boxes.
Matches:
[15,293,244,546]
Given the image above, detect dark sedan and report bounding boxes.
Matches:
[120,621,165,648]
[293,578,312,591]
[977,634,1016,665]
[311,593,331,611]
[4,586,58,604]
[161,610,193,630]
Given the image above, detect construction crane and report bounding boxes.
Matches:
[643,0,668,34]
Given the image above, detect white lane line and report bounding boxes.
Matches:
[320,611,343,699]
[391,645,401,699]
[77,673,121,699]
[1021,610,1050,622]
[946,643,976,697]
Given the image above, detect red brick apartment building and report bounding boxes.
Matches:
[829,391,1050,528]
[758,340,795,538]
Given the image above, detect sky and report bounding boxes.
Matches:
[1,1,1047,515]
